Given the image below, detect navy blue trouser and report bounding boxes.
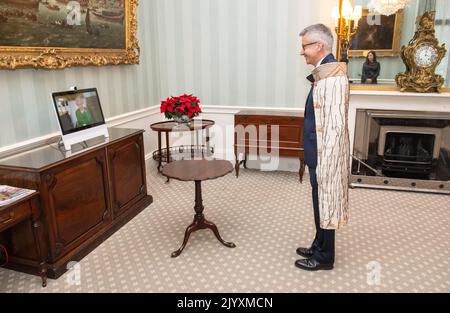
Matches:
[308,167,335,264]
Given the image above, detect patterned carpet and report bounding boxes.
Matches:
[1,163,449,293]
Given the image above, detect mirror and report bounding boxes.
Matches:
[338,0,450,90]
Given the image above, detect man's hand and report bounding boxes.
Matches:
[367,79,372,83]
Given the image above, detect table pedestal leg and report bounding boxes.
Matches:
[157,131,162,172]
[171,180,236,258]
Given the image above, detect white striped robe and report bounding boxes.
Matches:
[312,62,350,230]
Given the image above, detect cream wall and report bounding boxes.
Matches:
[0,0,337,148]
[0,0,161,147]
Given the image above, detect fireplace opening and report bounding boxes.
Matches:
[384,133,434,162]
[382,132,435,177]
[376,125,443,179]
[351,109,450,193]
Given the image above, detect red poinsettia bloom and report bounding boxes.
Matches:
[160,94,202,121]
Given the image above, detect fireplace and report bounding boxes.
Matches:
[378,126,442,177]
[351,109,450,193]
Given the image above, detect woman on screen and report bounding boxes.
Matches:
[74,96,93,127]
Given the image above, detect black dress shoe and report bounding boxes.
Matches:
[296,247,313,258]
[295,258,334,271]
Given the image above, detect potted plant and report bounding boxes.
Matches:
[160,94,202,123]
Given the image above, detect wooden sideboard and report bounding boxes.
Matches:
[0,128,153,279]
[234,110,305,182]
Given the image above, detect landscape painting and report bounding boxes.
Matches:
[0,0,139,69]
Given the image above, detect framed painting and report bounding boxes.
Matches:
[0,0,139,69]
[348,9,404,58]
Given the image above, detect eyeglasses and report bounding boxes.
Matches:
[301,41,318,50]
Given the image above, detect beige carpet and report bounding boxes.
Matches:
[1,164,449,293]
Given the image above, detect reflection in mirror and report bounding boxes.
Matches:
[343,0,450,88]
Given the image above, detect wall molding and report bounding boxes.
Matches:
[0,105,304,160]
[10,91,444,162]
[349,90,450,98]
[0,105,160,159]
[201,105,303,115]
[107,106,161,127]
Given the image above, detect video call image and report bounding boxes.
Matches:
[54,91,104,134]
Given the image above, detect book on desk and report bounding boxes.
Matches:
[0,185,36,207]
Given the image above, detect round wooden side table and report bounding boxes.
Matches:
[161,159,236,257]
[150,119,215,173]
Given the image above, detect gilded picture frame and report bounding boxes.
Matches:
[0,0,139,69]
[348,9,404,58]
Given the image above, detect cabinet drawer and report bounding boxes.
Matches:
[235,115,302,126]
[277,126,302,144]
[235,126,301,145]
[270,116,303,126]
[0,201,30,232]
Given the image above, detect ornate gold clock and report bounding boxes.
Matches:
[395,12,447,92]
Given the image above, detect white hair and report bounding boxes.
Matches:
[299,24,334,53]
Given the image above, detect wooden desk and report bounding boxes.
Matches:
[0,192,47,287]
[0,128,153,279]
[161,159,236,258]
[234,110,305,182]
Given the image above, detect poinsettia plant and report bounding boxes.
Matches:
[160,94,202,120]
